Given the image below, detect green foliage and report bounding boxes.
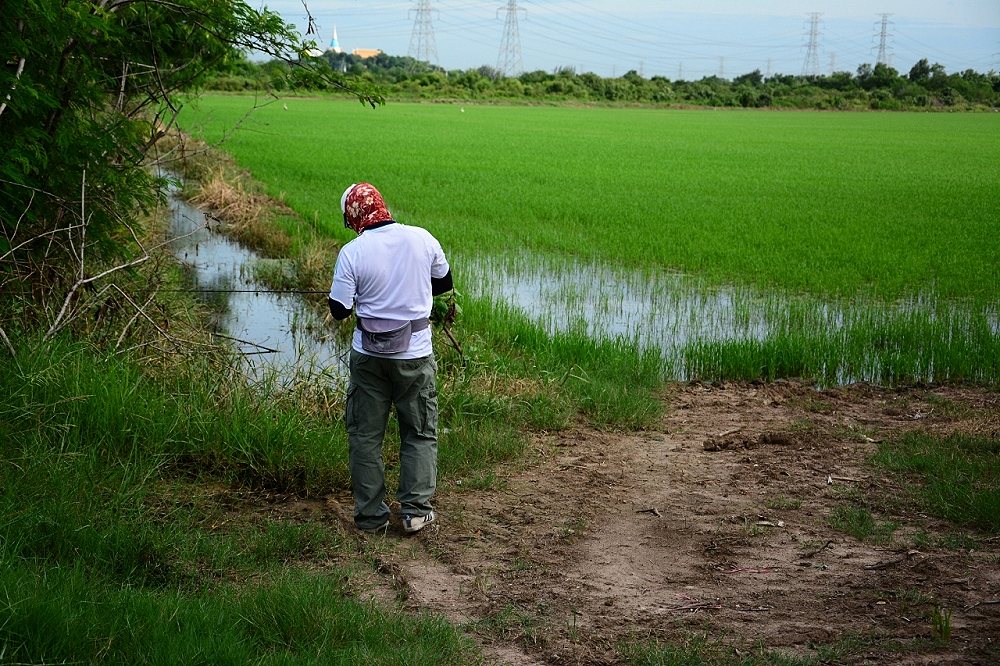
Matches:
[0,1,380,334]
[203,54,1000,110]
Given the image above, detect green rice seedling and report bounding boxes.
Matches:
[177,97,1000,388]
[180,97,999,303]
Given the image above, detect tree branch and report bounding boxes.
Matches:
[0,18,26,119]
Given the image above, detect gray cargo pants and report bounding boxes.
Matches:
[346,349,438,530]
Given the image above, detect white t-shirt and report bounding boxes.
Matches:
[330,223,450,359]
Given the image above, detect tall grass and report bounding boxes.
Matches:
[0,563,476,665]
[0,337,481,663]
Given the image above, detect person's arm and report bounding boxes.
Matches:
[431,269,453,296]
[329,249,356,321]
[328,297,352,321]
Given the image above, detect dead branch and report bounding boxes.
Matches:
[799,540,833,558]
[864,550,921,570]
[113,289,160,350]
[42,173,206,341]
[660,601,723,612]
[117,60,129,112]
[210,332,279,355]
[0,326,15,357]
[0,21,26,121]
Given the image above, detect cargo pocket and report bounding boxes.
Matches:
[418,386,438,438]
[345,383,360,436]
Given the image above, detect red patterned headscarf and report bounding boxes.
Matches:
[340,182,393,233]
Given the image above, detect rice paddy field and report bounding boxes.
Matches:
[179,95,1000,386]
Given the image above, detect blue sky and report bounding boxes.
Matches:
[263,1,1000,78]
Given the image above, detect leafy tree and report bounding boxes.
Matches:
[909,58,932,84]
[733,69,764,87]
[0,0,380,339]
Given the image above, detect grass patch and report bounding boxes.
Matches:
[469,603,544,647]
[620,633,811,665]
[764,495,802,511]
[871,431,1000,534]
[0,563,478,665]
[828,505,899,544]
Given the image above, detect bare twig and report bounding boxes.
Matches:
[0,326,16,357]
[799,540,833,559]
[864,550,920,570]
[637,507,663,517]
[117,60,129,111]
[0,21,26,121]
[114,290,159,350]
[210,332,279,354]
[660,601,723,612]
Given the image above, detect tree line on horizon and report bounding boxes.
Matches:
[207,51,1000,110]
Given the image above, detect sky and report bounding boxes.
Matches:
[260,1,1000,79]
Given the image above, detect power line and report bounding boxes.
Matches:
[408,0,439,64]
[496,1,526,76]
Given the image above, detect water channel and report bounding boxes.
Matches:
[165,189,349,383]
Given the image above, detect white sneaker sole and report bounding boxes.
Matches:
[402,512,435,533]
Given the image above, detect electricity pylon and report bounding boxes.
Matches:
[408,0,438,64]
[875,13,893,66]
[801,12,822,77]
[496,1,526,77]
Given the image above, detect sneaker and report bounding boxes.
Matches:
[358,520,389,535]
[402,511,435,534]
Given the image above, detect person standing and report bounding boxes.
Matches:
[328,183,453,534]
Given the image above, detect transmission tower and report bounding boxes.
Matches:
[875,13,893,66]
[408,0,438,64]
[801,12,822,77]
[496,1,526,77]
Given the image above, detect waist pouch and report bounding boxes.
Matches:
[356,317,430,354]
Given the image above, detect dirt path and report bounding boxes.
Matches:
[355,381,999,664]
